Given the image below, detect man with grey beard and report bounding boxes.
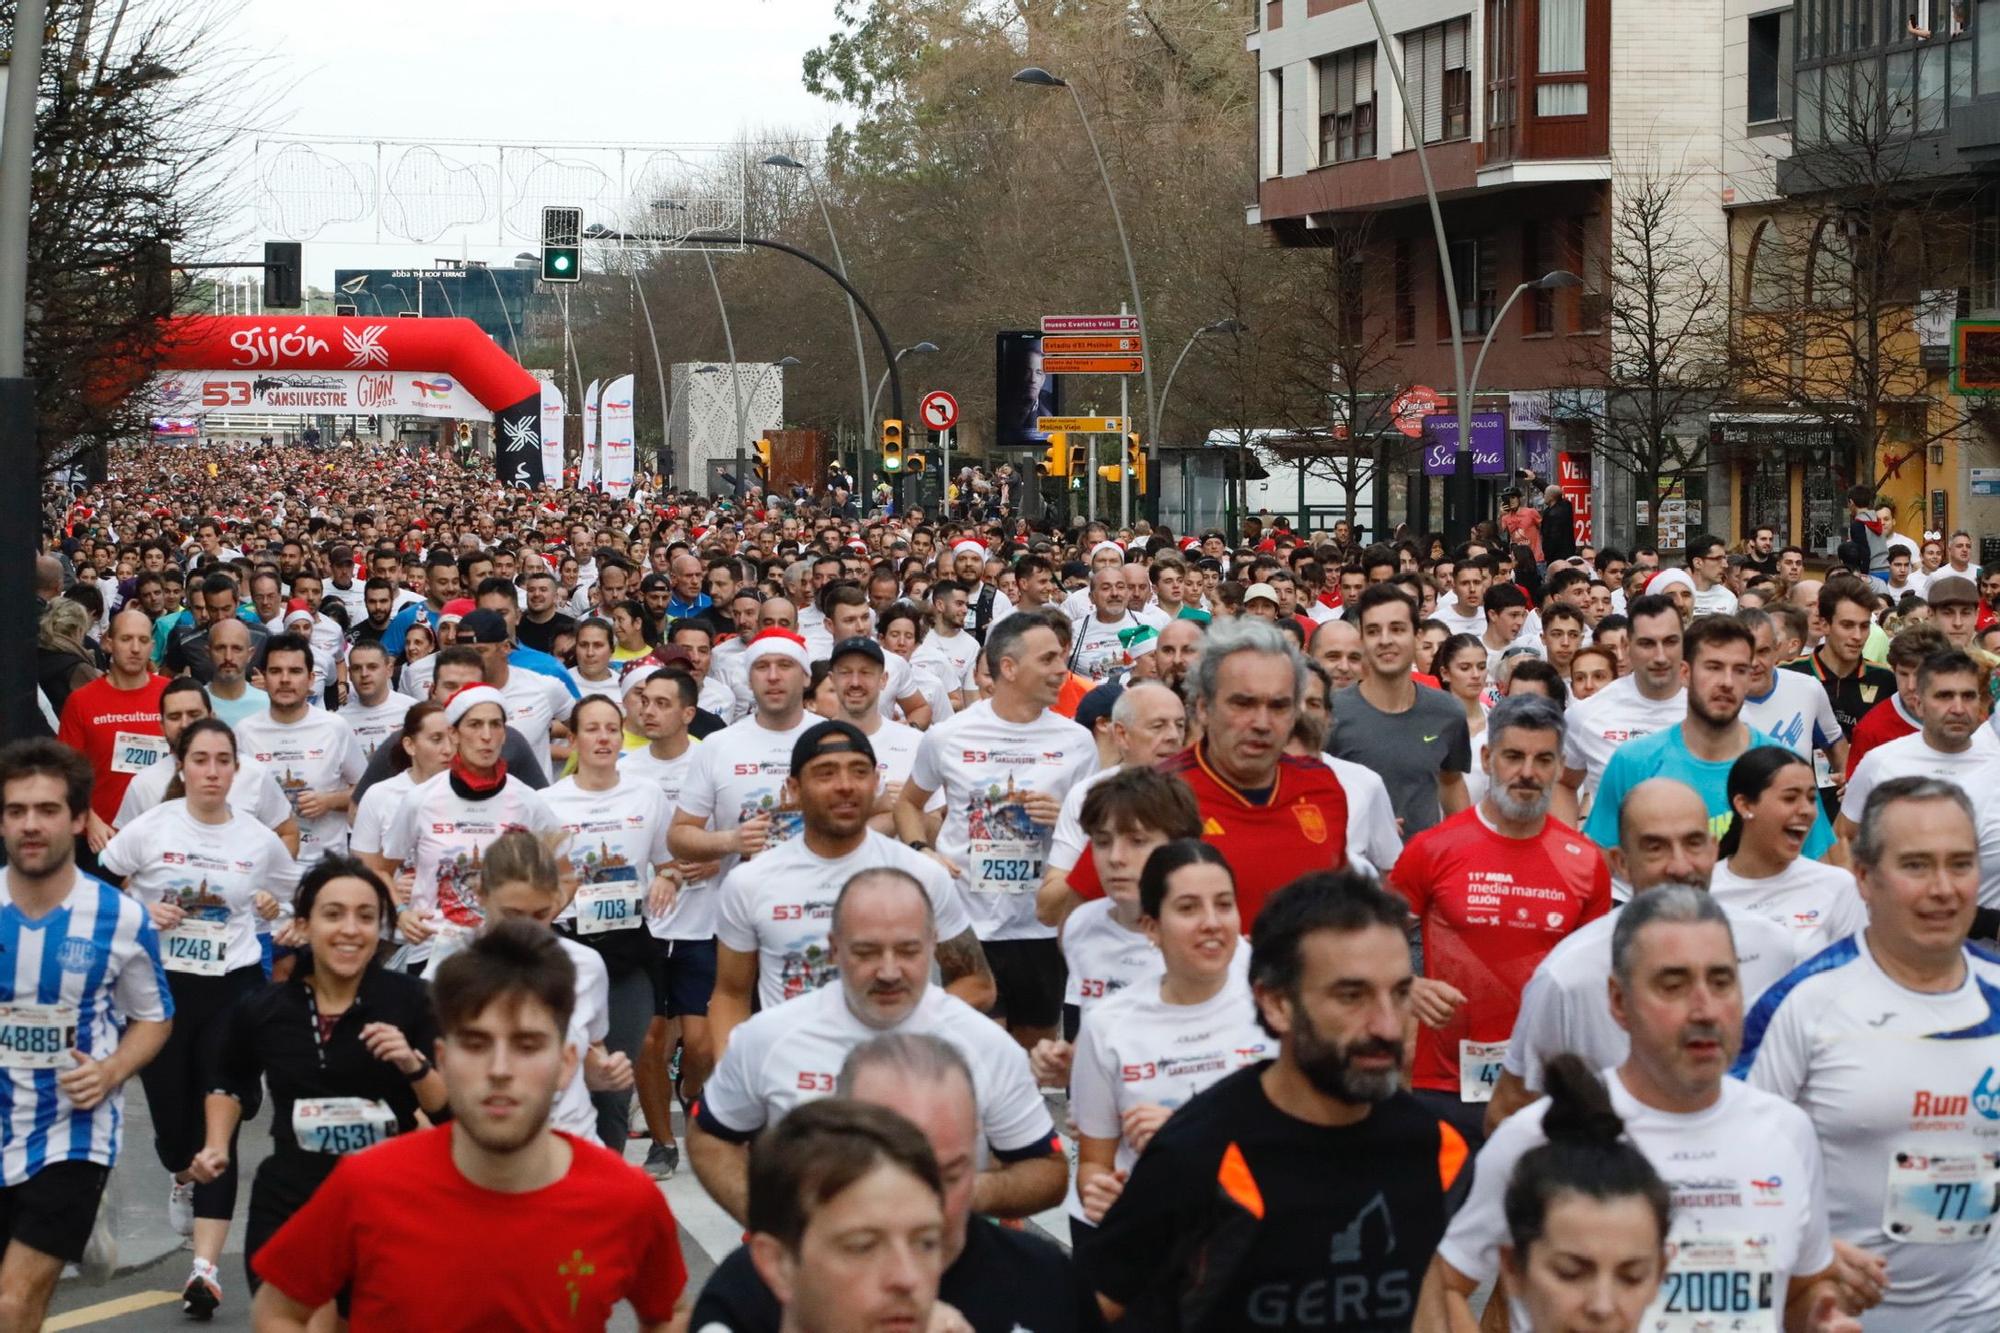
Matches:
[1083,867,1468,1329]
[1385,694,1614,1154]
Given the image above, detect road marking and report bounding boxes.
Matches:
[45,1291,179,1329]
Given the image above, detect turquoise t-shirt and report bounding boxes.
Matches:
[1582,723,1835,860]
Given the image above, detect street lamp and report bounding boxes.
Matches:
[1468,270,1584,450]
[865,341,938,491]
[760,152,874,461]
[1155,319,1246,532]
[1013,66,1157,524]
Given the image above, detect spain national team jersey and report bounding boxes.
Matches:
[1157,746,1349,927]
[0,872,172,1185]
[1389,807,1611,1099]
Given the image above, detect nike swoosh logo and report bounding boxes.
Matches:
[1868,1012,1895,1026]
[1422,735,1439,744]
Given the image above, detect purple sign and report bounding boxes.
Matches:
[1422,412,1507,476]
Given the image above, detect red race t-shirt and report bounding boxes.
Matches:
[1071,748,1349,927]
[1844,693,1919,779]
[56,674,169,823]
[253,1126,686,1330]
[1388,807,1611,1098]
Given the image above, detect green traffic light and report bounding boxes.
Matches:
[552,255,571,272]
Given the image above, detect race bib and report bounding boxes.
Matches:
[1458,1040,1508,1103]
[162,915,229,977]
[574,882,644,935]
[110,731,169,775]
[1884,1149,2000,1243]
[968,839,1042,895]
[292,1097,398,1155]
[0,1003,77,1069]
[1653,1234,1778,1332]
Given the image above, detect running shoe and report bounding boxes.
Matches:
[168,1178,195,1237]
[644,1139,679,1179]
[181,1257,221,1321]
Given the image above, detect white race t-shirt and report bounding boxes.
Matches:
[340,690,419,760]
[1741,671,1842,760]
[348,770,414,859]
[1710,857,1867,956]
[1691,582,1740,617]
[381,771,560,965]
[542,775,672,931]
[99,801,299,974]
[551,934,611,1147]
[909,700,1098,942]
[1842,730,2000,823]
[1735,931,2000,1330]
[1047,765,1117,876]
[233,710,367,867]
[113,753,292,833]
[1562,675,1688,800]
[569,669,620,703]
[1325,756,1403,878]
[713,830,972,1011]
[696,982,1057,1156]
[1502,901,1801,1092]
[1068,611,1142,681]
[497,668,575,779]
[911,628,980,699]
[1439,1071,1833,1331]
[670,714,817,938]
[861,717,924,794]
[1059,898,1161,1012]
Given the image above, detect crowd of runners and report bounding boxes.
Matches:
[3,439,1996,1330]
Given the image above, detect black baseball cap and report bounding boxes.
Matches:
[459,609,510,644]
[789,719,878,776]
[640,572,671,592]
[829,636,886,668]
[1075,678,1125,732]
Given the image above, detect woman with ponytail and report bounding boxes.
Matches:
[1712,747,1866,955]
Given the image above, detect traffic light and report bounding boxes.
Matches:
[906,450,927,475]
[1038,433,1068,477]
[880,419,905,473]
[264,241,302,307]
[1126,433,1147,494]
[753,437,772,484]
[1067,435,1089,485]
[541,206,582,283]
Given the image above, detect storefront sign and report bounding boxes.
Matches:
[1558,451,1592,545]
[1422,413,1506,476]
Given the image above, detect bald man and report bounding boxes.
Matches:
[1307,618,1365,691]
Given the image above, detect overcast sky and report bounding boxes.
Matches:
[215,0,846,286]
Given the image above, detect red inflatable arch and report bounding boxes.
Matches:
[153,315,545,484]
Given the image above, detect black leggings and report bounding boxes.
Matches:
[138,964,264,1223]
[243,1152,336,1294]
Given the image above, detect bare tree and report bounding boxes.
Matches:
[1555,167,1731,551]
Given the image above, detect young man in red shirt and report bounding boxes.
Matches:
[1388,693,1612,1155]
[55,607,167,852]
[251,921,686,1331]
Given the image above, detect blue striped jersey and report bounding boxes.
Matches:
[0,872,172,1186]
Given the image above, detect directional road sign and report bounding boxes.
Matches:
[1041,314,1140,335]
[1036,416,1127,432]
[1044,355,1144,375]
[918,390,959,431]
[1043,335,1144,356]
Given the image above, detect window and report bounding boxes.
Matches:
[1339,250,1366,344]
[1570,213,1607,328]
[1268,70,1285,177]
[1918,43,1946,131]
[1974,207,2000,313]
[1747,220,1795,310]
[1487,0,1520,157]
[1981,0,2000,93]
[1808,220,1854,308]
[1317,44,1377,163]
[1395,237,1417,342]
[1446,237,1497,335]
[1404,18,1473,145]
[1537,0,1588,115]
[1887,49,1916,135]
[1524,224,1556,332]
[1796,66,1823,141]
[1748,10,1795,123]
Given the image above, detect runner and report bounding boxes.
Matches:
[336,641,417,760]
[691,867,1064,1224]
[459,608,573,779]
[56,606,168,852]
[1585,615,1835,859]
[1420,887,1853,1332]
[1083,868,1467,1327]
[1843,625,1947,781]
[1839,648,2000,853]
[1389,695,1611,1150]
[818,586,930,727]
[385,683,560,975]
[195,858,447,1318]
[1559,593,1687,814]
[233,633,368,877]
[112,678,297,852]
[909,580,979,710]
[896,613,1097,1048]
[818,636,925,815]
[249,920,686,1331]
[1328,584,1471,837]
[0,740,171,1329]
[712,721,988,1052]
[99,717,297,1316]
[1734,776,2000,1330]
[350,700,453,901]
[1713,747,1869,954]
[1071,840,1270,1231]
[1484,778,1802,1130]
[1068,567,1144,681]
[691,1033,1100,1331]
[544,694,679,1149]
[568,617,621,701]
[1788,577,1897,817]
[1739,606,1846,770]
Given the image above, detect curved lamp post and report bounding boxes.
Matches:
[760,153,874,454]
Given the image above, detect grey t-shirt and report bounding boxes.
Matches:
[1328,682,1471,838]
